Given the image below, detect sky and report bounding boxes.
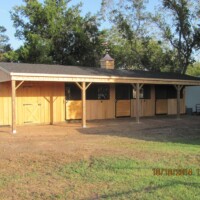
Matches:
[0,0,157,50]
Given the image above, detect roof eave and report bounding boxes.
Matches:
[10,72,200,86]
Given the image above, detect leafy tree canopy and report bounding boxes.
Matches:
[100,0,200,74]
[5,0,200,73]
[187,62,200,77]
[0,26,10,52]
[0,25,14,61]
[11,0,104,66]
[104,27,178,71]
[151,0,200,74]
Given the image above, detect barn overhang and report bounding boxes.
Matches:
[8,73,200,86]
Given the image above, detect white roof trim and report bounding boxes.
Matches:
[9,73,200,86]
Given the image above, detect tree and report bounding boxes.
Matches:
[187,62,200,76]
[100,1,175,71]
[104,27,176,71]
[2,50,19,62]
[100,0,166,70]
[0,26,9,52]
[152,0,200,74]
[0,26,13,61]
[11,0,104,66]
[100,0,200,73]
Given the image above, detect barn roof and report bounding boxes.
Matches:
[0,62,200,85]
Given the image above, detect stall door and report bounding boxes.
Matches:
[155,99,168,114]
[65,100,82,120]
[115,84,131,117]
[155,85,168,114]
[65,83,82,120]
[22,86,42,124]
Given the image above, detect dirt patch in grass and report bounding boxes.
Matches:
[0,115,200,199]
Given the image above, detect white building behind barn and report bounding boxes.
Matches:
[186,86,200,112]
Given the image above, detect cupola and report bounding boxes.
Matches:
[100,53,115,69]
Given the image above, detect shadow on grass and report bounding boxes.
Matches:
[77,115,200,145]
[83,180,200,200]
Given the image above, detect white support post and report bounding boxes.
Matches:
[132,83,142,123]
[11,80,16,134]
[175,85,183,119]
[82,82,86,128]
[136,83,140,123]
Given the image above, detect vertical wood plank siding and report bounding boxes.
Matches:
[0,82,12,125]
[0,82,186,126]
[65,84,116,120]
[0,81,65,125]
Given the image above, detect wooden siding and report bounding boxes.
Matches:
[86,99,115,119]
[65,84,186,119]
[66,101,82,119]
[116,100,131,117]
[51,82,65,123]
[66,99,116,120]
[131,85,155,117]
[156,87,186,115]
[156,99,185,115]
[100,61,115,69]
[0,82,186,126]
[168,99,185,114]
[65,84,115,120]
[156,100,168,114]
[0,81,65,125]
[131,99,155,117]
[0,82,12,125]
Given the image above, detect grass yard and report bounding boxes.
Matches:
[0,116,200,200]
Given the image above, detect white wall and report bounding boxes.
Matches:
[185,86,200,112]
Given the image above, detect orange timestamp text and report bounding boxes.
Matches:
[152,168,200,176]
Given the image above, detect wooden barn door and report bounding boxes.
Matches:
[65,83,82,120]
[115,84,131,117]
[22,86,42,124]
[155,85,168,115]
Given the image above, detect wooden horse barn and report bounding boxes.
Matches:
[0,54,200,133]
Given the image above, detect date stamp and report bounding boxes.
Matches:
[152,168,200,176]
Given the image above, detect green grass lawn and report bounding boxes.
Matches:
[1,141,200,200]
[0,121,200,200]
